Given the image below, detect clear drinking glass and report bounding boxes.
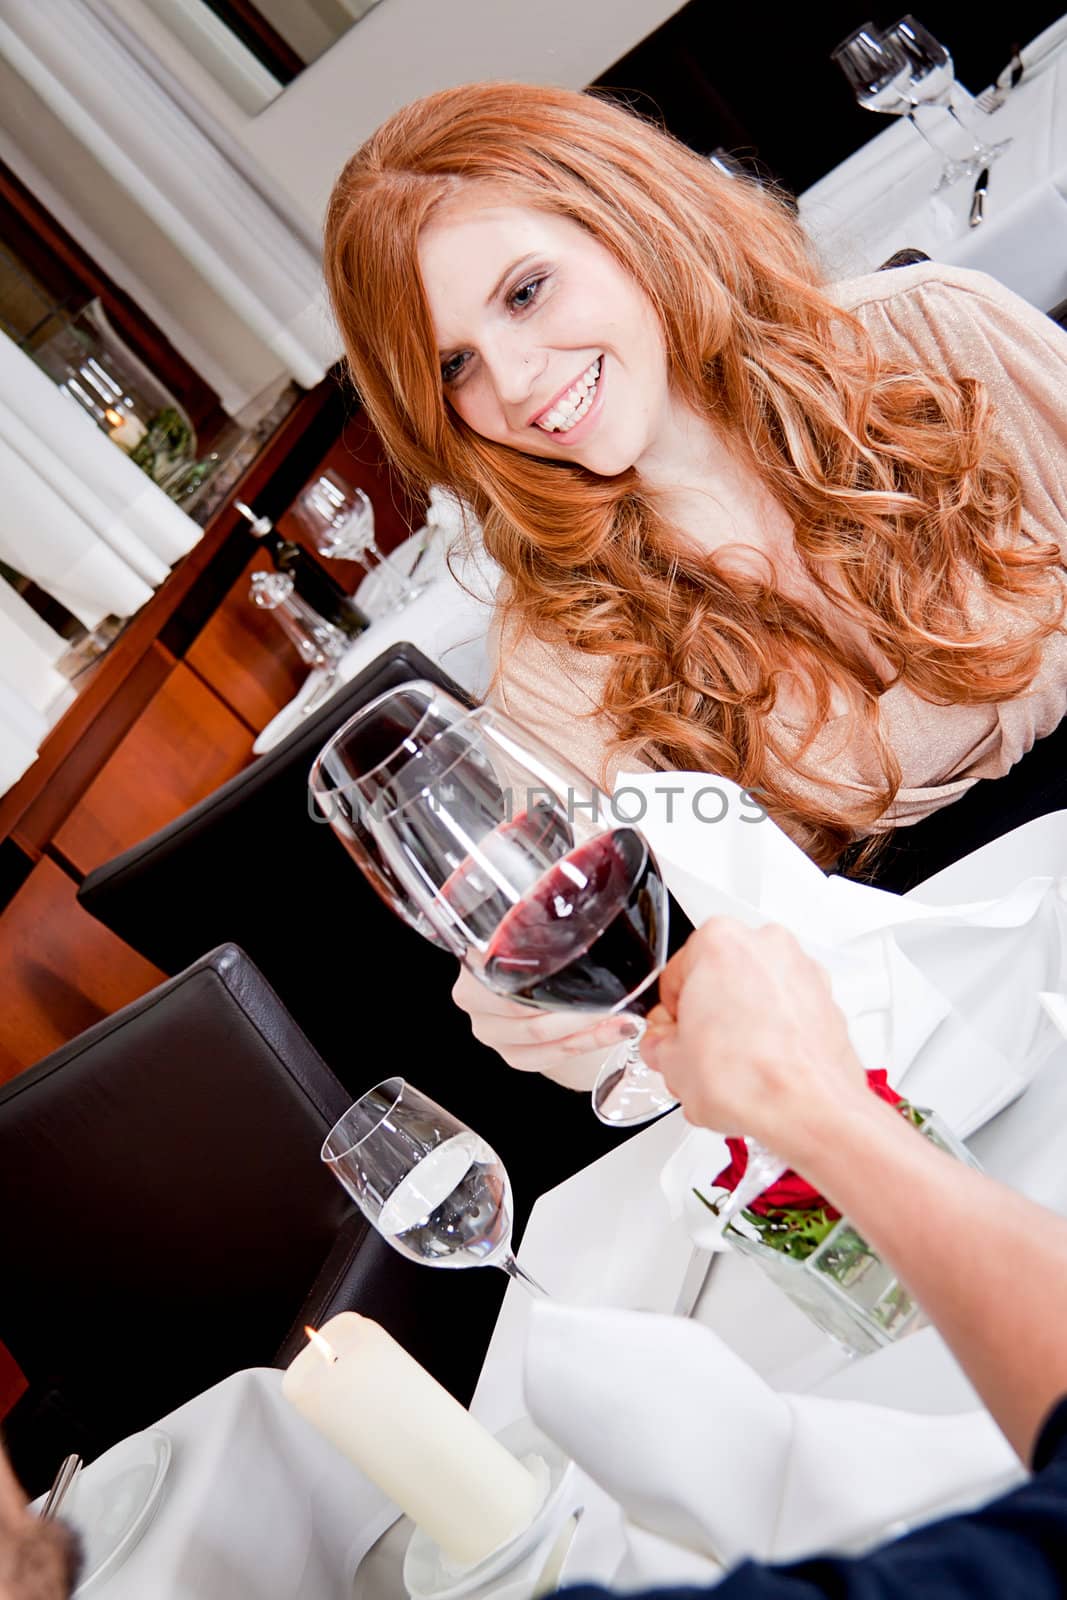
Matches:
[831,22,968,190]
[322,1076,547,1295]
[293,469,427,614]
[249,570,349,716]
[885,16,1011,172]
[308,680,474,942]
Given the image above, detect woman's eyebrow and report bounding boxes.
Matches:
[486,254,539,306]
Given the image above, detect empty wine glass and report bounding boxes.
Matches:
[322,1076,547,1295]
[886,16,1011,173]
[831,22,968,190]
[308,679,474,942]
[293,469,427,614]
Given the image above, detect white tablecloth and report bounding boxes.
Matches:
[72,1367,397,1599]
[799,35,1067,308]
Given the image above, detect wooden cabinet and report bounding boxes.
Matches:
[0,375,423,1080]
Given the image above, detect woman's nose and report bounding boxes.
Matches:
[485,340,544,408]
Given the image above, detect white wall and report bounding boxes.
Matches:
[0,0,686,410]
[242,0,689,228]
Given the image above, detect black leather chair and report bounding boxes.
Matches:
[76,643,630,1239]
[0,944,503,1497]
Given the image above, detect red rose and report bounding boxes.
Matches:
[865,1068,906,1110]
[711,1070,906,1217]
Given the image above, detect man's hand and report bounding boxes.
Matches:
[642,919,866,1162]
[0,1442,81,1600]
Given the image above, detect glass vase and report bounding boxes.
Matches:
[725,1110,980,1357]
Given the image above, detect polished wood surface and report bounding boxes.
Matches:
[0,857,164,1084]
[54,663,255,879]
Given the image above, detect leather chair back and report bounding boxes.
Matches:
[0,945,502,1495]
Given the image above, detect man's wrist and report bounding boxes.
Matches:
[776,1074,901,1187]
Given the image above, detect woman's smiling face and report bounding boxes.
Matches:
[417,196,674,478]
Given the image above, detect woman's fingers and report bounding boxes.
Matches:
[451,962,637,1064]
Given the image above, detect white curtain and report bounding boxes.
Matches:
[0,329,205,624]
[0,0,336,391]
[0,328,204,788]
[0,579,72,793]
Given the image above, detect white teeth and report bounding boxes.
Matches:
[535,357,602,434]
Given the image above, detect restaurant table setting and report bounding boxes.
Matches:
[799,15,1067,310]
[252,488,497,755]
[39,674,1067,1594]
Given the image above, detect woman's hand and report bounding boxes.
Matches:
[642,918,866,1163]
[451,965,641,1091]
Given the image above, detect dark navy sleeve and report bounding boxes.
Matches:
[557,1397,1067,1600]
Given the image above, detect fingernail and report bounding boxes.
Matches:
[615,1018,642,1041]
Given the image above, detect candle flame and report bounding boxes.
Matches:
[104,407,124,427]
[304,1325,338,1365]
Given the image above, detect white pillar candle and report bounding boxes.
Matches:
[105,410,148,452]
[281,1312,541,1567]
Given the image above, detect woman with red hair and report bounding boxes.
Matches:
[323,82,1067,1083]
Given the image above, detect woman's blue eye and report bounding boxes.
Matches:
[441,352,468,385]
[508,277,543,311]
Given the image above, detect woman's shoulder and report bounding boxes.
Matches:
[829,258,1053,336]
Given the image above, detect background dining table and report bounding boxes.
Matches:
[798,19,1067,311]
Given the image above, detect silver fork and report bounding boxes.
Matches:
[39,1454,82,1521]
[974,49,1024,113]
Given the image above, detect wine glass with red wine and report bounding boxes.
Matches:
[362,705,678,1126]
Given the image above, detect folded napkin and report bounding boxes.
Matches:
[1003,16,1067,82]
[524,1301,1022,1570]
[619,773,1067,1142]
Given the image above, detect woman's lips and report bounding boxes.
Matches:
[533,357,606,446]
[532,356,603,433]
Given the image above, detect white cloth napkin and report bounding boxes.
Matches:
[523,1301,1023,1570]
[619,773,1067,1142]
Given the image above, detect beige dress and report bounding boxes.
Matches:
[489,262,1067,837]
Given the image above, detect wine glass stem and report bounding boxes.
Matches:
[496,1252,550,1298]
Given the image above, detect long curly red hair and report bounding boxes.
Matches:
[323,81,1063,866]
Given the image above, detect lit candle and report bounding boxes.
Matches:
[281,1313,541,1566]
[104,406,148,452]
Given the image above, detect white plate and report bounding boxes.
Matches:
[63,1429,171,1592]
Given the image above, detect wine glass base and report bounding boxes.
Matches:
[592,1043,679,1127]
[932,135,1012,190]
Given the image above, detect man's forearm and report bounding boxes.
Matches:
[790,1095,1067,1462]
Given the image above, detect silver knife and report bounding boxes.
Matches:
[969,168,990,229]
[672,1245,716,1317]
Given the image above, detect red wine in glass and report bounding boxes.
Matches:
[481,828,666,1016]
